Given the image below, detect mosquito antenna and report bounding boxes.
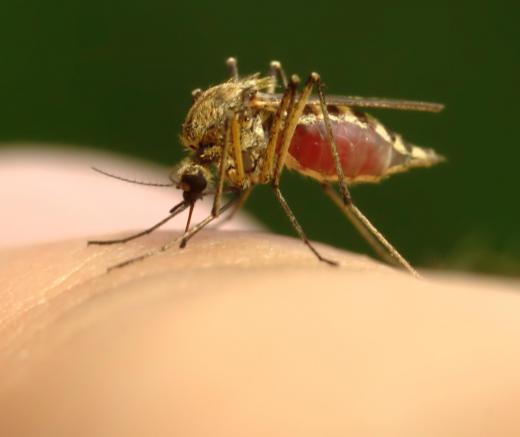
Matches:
[91,166,175,187]
[88,200,189,246]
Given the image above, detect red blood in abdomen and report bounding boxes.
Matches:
[288,119,392,178]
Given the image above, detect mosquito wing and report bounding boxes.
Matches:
[315,95,445,112]
[256,93,444,113]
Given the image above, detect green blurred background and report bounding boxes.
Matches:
[1,1,518,275]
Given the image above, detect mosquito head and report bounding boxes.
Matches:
[172,160,212,204]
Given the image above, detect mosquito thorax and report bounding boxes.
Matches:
[180,76,274,152]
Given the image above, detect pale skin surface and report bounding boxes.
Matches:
[1,149,520,436]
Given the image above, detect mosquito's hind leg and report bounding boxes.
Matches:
[272,186,337,266]
[315,81,420,278]
[322,183,421,278]
[211,113,235,218]
[321,183,398,268]
[310,77,351,206]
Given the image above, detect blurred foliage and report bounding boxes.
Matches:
[1,0,519,275]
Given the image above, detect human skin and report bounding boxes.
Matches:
[1,232,520,437]
[1,149,520,436]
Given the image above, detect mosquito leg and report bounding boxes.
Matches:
[322,183,421,278]
[260,75,299,183]
[211,113,234,218]
[172,197,235,249]
[316,77,419,276]
[265,71,412,272]
[87,201,189,246]
[230,113,246,186]
[227,186,252,220]
[180,191,245,248]
[226,57,239,79]
[266,73,337,265]
[315,79,352,205]
[273,72,319,186]
[269,72,349,200]
[316,79,419,277]
[181,112,243,248]
[215,187,252,227]
[268,60,288,93]
[321,183,397,267]
[272,186,337,266]
[108,197,237,271]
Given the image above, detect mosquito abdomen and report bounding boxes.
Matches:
[286,114,443,182]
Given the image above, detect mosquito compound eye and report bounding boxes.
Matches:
[179,171,207,203]
[181,171,207,192]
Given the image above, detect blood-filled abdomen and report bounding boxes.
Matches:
[287,117,394,181]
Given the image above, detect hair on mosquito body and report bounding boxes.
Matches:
[89,57,445,277]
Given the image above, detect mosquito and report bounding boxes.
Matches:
[88,57,444,277]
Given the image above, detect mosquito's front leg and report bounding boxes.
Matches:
[212,111,247,217]
[108,197,238,271]
[230,113,246,186]
[87,201,189,246]
[315,79,352,205]
[211,114,233,218]
[322,183,421,278]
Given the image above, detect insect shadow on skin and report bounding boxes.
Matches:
[88,57,445,277]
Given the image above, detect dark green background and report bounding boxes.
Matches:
[1,1,519,275]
